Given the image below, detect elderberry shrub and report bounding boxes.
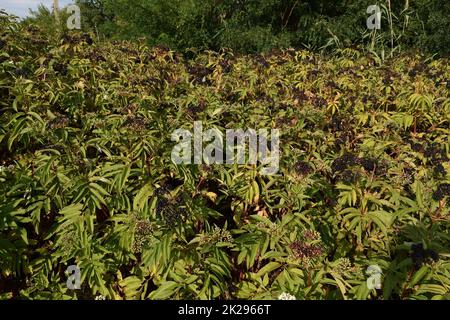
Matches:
[2,15,450,300]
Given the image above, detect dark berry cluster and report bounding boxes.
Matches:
[294,161,312,176]
[408,62,428,78]
[432,183,450,201]
[62,34,78,45]
[292,88,309,103]
[307,69,319,80]
[301,230,320,241]
[124,116,149,131]
[358,157,377,172]
[339,169,360,183]
[410,142,423,152]
[187,105,201,118]
[155,197,168,211]
[219,59,232,73]
[160,178,183,192]
[132,219,153,253]
[290,241,323,260]
[135,220,153,236]
[331,153,357,173]
[53,63,68,76]
[403,167,414,182]
[48,116,69,130]
[255,55,269,68]
[312,96,327,108]
[424,144,440,159]
[187,64,213,85]
[13,68,29,78]
[410,243,439,268]
[325,196,337,207]
[162,206,184,228]
[434,163,447,176]
[382,75,393,85]
[361,94,378,105]
[25,25,39,35]
[334,134,348,147]
[199,226,233,245]
[407,140,448,175]
[89,52,106,63]
[81,33,94,45]
[326,80,340,90]
[330,115,344,132]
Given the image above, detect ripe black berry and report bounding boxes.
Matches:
[382,76,393,85]
[428,250,439,262]
[62,34,77,45]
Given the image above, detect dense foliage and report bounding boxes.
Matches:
[1,13,450,300]
[67,0,450,55]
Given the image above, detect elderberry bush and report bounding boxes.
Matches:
[0,14,449,300]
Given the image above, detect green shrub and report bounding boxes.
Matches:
[0,14,449,300]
